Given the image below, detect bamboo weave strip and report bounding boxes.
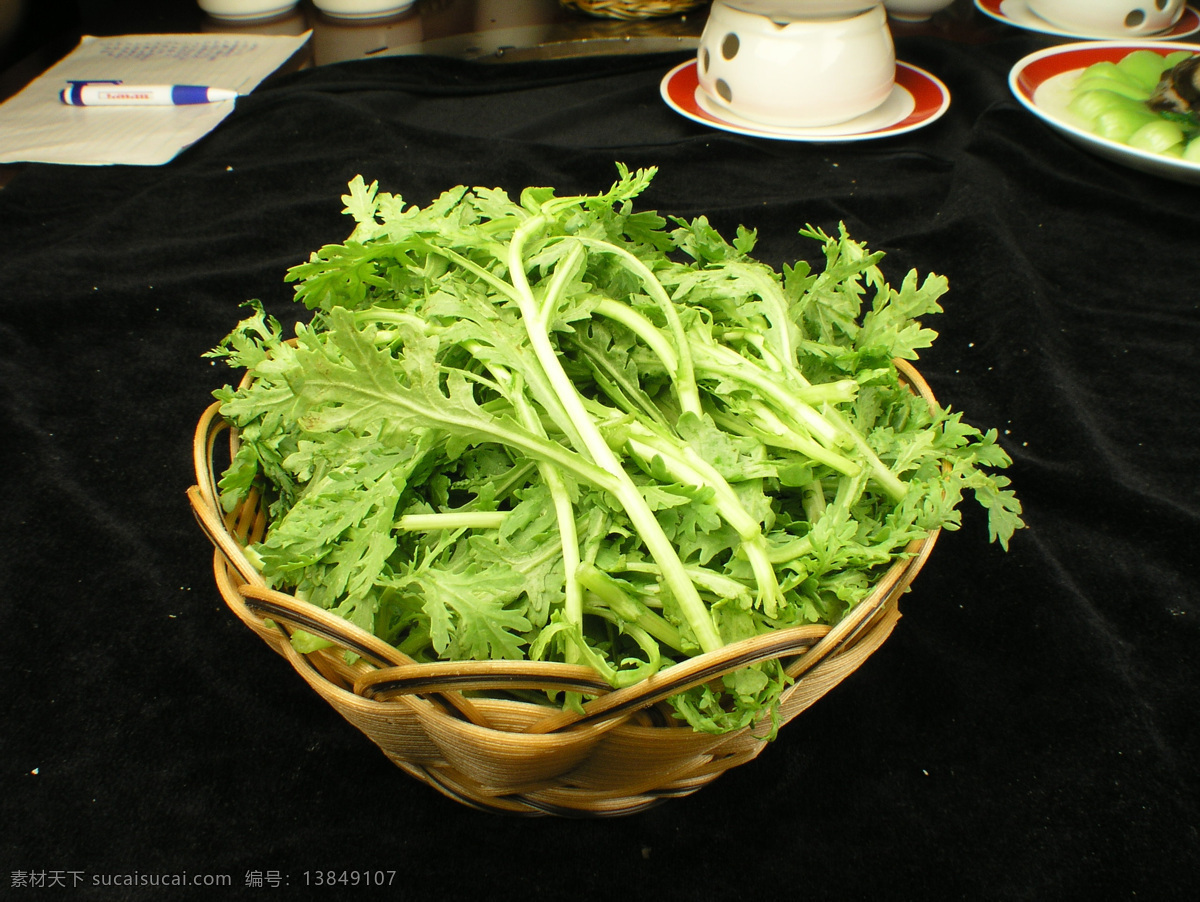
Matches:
[560,0,708,19]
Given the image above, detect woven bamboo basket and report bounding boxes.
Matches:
[560,0,708,19]
[187,359,941,816]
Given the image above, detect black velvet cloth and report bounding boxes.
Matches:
[2,29,1198,901]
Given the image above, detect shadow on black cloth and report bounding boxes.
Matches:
[1,31,1197,901]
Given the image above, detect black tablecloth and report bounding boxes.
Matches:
[2,24,1198,901]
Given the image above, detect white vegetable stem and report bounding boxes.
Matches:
[508,213,724,654]
[569,236,703,417]
[395,511,507,531]
[507,370,585,666]
[623,425,785,618]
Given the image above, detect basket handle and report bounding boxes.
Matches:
[523,623,832,735]
[233,584,496,728]
[522,531,938,735]
[355,660,616,701]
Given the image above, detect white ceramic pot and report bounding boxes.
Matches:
[696,1,895,127]
[883,0,956,22]
[197,0,298,19]
[1025,0,1184,36]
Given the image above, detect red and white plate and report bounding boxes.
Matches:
[1010,41,1200,184]
[976,0,1200,39]
[660,59,950,143]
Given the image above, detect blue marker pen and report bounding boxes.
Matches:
[60,80,239,106]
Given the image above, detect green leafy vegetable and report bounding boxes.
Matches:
[206,166,1023,734]
[1068,50,1200,159]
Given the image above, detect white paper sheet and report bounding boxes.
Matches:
[0,32,311,166]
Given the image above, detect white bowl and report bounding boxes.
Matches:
[883,0,956,21]
[311,0,416,20]
[696,1,895,128]
[1026,0,1185,36]
[197,0,299,19]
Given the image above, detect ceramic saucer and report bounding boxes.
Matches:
[660,60,950,142]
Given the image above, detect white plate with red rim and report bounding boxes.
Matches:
[1010,41,1200,184]
[975,0,1200,39]
[660,59,950,142]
